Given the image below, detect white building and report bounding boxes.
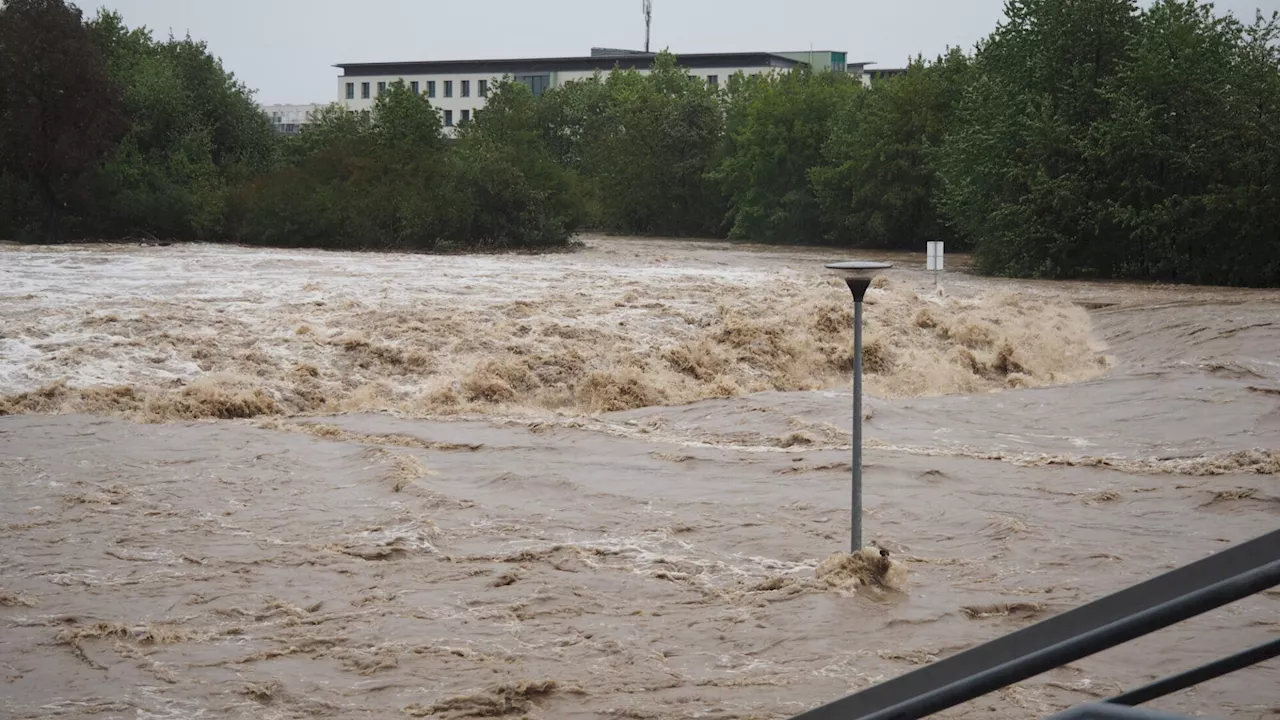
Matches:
[333,49,874,133]
[261,103,326,135]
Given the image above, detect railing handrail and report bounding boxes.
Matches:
[789,528,1280,720]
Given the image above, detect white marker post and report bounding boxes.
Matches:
[927,241,944,292]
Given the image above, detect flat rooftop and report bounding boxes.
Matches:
[334,51,806,76]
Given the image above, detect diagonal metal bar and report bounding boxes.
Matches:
[789,528,1280,720]
[801,558,1280,720]
[1046,703,1217,720]
[1104,636,1280,707]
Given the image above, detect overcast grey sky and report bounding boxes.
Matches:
[86,0,1277,105]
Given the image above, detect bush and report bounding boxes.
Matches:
[711,66,861,243]
[811,50,971,250]
[934,0,1280,286]
[235,81,581,252]
[85,10,276,241]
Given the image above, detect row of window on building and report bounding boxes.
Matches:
[345,72,730,104]
[345,106,474,127]
[345,79,490,101]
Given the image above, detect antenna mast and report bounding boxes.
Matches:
[643,0,652,53]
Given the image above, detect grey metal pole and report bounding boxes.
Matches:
[825,263,889,556]
[852,296,863,553]
[842,276,872,553]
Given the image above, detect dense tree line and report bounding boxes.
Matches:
[0,0,579,250]
[936,0,1280,286]
[235,81,581,251]
[1,0,1277,285]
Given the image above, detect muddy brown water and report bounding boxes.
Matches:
[1,237,1277,719]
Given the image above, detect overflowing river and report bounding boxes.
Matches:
[1,237,1277,719]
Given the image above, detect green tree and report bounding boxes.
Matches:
[236,80,454,251]
[534,72,610,171]
[451,79,584,248]
[811,49,971,250]
[84,10,277,240]
[532,73,611,223]
[370,80,445,153]
[935,0,1141,276]
[0,0,126,241]
[718,71,768,163]
[588,52,726,236]
[238,79,578,253]
[1087,2,1280,285]
[712,66,861,243]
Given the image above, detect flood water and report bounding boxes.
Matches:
[1,237,1277,719]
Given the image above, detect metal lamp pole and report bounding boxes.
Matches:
[825,261,893,553]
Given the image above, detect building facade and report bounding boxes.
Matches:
[334,49,872,133]
[866,67,908,83]
[774,50,860,76]
[262,103,325,135]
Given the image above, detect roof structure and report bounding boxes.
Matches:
[334,52,802,77]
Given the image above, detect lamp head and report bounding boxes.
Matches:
[825,261,893,301]
[824,261,894,280]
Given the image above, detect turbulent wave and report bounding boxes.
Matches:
[0,244,1110,422]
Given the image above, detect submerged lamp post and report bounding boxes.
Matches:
[825,260,893,553]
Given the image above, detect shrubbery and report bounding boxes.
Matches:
[934,0,1280,285]
[0,3,579,252]
[232,82,581,251]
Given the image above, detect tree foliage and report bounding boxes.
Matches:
[0,0,126,240]
[84,10,277,240]
[811,50,971,250]
[1085,1,1280,285]
[451,79,585,248]
[236,80,582,251]
[235,82,457,251]
[934,0,1280,285]
[586,53,727,236]
[711,66,861,243]
[934,0,1143,276]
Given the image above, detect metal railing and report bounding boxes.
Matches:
[790,528,1280,720]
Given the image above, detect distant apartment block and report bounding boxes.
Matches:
[334,48,889,134]
[262,103,325,135]
[774,50,862,75]
[866,67,908,83]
